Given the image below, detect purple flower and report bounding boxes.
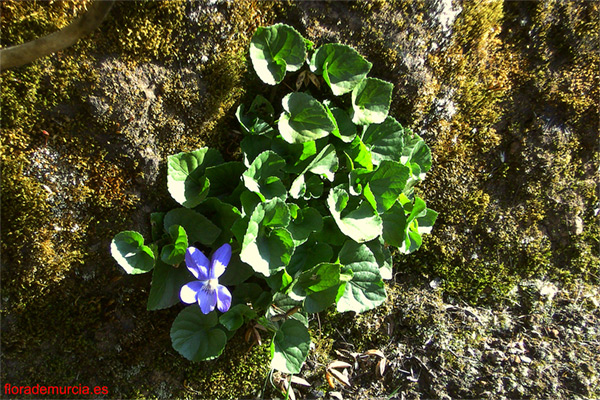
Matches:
[180,244,232,314]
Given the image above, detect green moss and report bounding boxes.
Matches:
[180,335,271,399]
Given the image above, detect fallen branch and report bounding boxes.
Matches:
[0,1,114,70]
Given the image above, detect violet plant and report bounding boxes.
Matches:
[180,245,232,314]
[111,24,437,374]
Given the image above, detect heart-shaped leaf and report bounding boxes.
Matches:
[327,185,382,243]
[242,150,287,201]
[401,130,432,180]
[170,307,227,362]
[160,224,188,266]
[271,136,320,174]
[290,144,339,198]
[236,95,275,135]
[351,78,393,125]
[287,206,323,246]
[328,106,357,143]
[287,240,334,276]
[343,135,373,171]
[271,319,311,374]
[365,238,393,280]
[147,259,194,310]
[362,116,406,167]
[111,231,155,275]
[219,304,257,332]
[336,241,386,313]
[278,92,336,144]
[240,204,295,276]
[163,208,221,246]
[382,197,437,254]
[367,161,410,214]
[290,263,343,312]
[310,43,372,96]
[167,149,224,208]
[205,162,246,198]
[250,24,306,85]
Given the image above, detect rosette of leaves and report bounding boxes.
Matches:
[110,23,437,375]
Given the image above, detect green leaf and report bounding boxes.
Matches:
[401,227,422,254]
[170,307,227,362]
[304,286,342,313]
[219,249,255,286]
[111,231,155,274]
[290,262,341,305]
[310,43,372,96]
[271,319,311,374]
[367,161,410,213]
[262,198,291,228]
[401,130,432,179]
[278,92,336,144]
[327,185,382,243]
[304,175,324,199]
[239,191,262,217]
[150,212,165,241]
[329,107,357,143]
[362,116,406,167]
[267,292,308,327]
[219,304,257,332]
[287,241,333,276]
[287,206,323,246]
[266,269,294,292]
[348,168,372,197]
[242,150,287,201]
[407,196,428,221]
[194,198,242,246]
[232,283,273,309]
[343,135,373,171]
[250,24,306,85]
[205,162,246,198]
[241,135,273,167]
[147,260,194,310]
[351,77,393,125]
[399,198,435,254]
[236,95,275,135]
[309,216,347,247]
[163,208,221,246]
[290,144,339,199]
[167,149,224,208]
[417,208,438,235]
[381,202,408,248]
[336,241,386,313]
[240,203,295,276]
[289,174,307,199]
[288,203,300,219]
[160,225,188,266]
[366,238,394,280]
[305,143,338,181]
[271,136,319,174]
[382,198,436,253]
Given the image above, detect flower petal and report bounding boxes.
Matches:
[185,247,210,280]
[216,284,232,313]
[210,243,231,279]
[180,281,204,304]
[196,283,217,314]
